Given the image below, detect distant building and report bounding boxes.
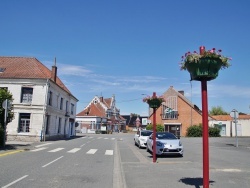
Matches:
[122,114,149,131]
[0,57,78,141]
[76,95,125,133]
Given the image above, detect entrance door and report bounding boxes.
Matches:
[164,124,181,138]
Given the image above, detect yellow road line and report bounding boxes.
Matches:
[0,150,24,157]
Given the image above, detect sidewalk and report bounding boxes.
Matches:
[0,141,34,154]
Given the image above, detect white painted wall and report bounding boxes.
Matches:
[1,78,78,141]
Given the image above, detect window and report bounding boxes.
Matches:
[58,118,61,134]
[21,87,33,103]
[162,105,178,119]
[66,100,68,112]
[19,113,30,132]
[60,97,63,110]
[48,91,52,106]
[71,103,74,115]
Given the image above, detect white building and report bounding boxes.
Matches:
[76,95,125,133]
[210,115,250,137]
[0,57,78,142]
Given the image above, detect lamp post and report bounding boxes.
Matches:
[152,92,157,163]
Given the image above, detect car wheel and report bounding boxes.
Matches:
[134,141,137,146]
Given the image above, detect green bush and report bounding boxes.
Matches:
[186,124,202,137]
[186,124,221,137]
[209,127,221,137]
[146,124,164,132]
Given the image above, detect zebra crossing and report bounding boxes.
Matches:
[30,147,114,155]
[30,136,115,155]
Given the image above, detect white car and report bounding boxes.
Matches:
[134,130,153,148]
[146,132,183,157]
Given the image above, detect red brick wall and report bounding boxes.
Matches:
[149,96,202,136]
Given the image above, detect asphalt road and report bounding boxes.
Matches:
[1,133,250,188]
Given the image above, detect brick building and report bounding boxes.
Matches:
[148,86,204,137]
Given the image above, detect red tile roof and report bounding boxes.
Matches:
[0,56,71,94]
[211,115,250,121]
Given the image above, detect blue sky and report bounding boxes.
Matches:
[1,0,250,115]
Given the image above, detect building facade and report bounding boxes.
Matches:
[76,95,125,133]
[0,57,78,142]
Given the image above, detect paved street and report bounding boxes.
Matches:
[1,133,250,188]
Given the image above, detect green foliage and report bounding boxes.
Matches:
[209,106,228,115]
[186,124,202,137]
[209,127,221,137]
[0,88,14,146]
[146,124,164,132]
[186,124,221,137]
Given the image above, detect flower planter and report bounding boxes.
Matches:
[185,58,223,81]
[147,99,162,108]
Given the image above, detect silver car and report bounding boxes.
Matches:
[146,132,183,157]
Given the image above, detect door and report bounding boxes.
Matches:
[164,124,181,138]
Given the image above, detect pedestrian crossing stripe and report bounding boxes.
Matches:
[67,148,81,153]
[48,148,64,152]
[86,149,97,154]
[105,150,113,155]
[30,147,48,152]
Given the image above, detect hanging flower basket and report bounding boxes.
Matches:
[185,57,223,81]
[143,95,165,108]
[180,47,231,81]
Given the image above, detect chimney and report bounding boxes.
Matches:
[100,96,103,102]
[178,90,184,95]
[51,57,57,83]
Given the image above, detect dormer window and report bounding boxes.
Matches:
[94,100,97,104]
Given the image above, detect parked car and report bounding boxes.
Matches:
[146,132,183,157]
[134,130,153,148]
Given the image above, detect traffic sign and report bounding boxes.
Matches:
[230,109,239,119]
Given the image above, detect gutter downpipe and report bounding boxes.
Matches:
[42,79,49,142]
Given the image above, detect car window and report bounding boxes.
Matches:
[141,131,152,136]
[156,132,177,139]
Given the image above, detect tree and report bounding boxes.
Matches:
[209,106,228,115]
[0,88,14,146]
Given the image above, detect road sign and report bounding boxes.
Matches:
[230,109,239,119]
[2,99,11,110]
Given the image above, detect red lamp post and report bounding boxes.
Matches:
[152,92,157,163]
[199,46,209,188]
[181,45,231,188]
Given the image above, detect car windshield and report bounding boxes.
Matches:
[156,132,177,140]
[141,131,152,136]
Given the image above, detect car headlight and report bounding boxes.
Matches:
[179,141,182,146]
[156,141,163,147]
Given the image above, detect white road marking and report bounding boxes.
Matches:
[48,148,64,152]
[86,149,97,154]
[111,138,115,140]
[215,169,242,172]
[30,147,47,152]
[80,144,85,147]
[35,143,52,148]
[67,148,81,153]
[104,138,108,139]
[105,150,113,155]
[97,137,102,139]
[42,156,64,168]
[2,175,28,188]
[88,137,93,139]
